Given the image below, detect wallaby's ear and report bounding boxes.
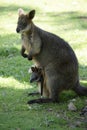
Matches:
[28,10,35,20]
[18,8,25,16]
[35,66,38,72]
[38,68,42,74]
[31,67,35,72]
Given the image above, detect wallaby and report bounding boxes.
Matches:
[16,9,87,104]
[29,66,43,98]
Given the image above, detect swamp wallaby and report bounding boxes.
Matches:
[29,66,43,97]
[16,9,87,104]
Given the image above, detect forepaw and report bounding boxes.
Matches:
[28,55,32,60]
[22,54,28,58]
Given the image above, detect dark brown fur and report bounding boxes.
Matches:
[16,9,87,104]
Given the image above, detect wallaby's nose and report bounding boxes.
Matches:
[30,78,34,83]
[30,74,38,83]
[16,27,20,33]
[30,79,33,83]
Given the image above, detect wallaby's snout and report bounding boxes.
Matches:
[30,73,39,83]
[16,27,20,33]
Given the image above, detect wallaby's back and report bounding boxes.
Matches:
[32,26,87,96]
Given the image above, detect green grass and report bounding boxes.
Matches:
[0,0,87,129]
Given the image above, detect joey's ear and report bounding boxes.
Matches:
[38,68,42,73]
[31,67,35,72]
[39,68,42,71]
[18,8,25,16]
[28,10,35,19]
[34,66,38,72]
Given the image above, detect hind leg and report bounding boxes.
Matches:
[46,77,60,102]
[27,77,60,104]
[27,84,52,104]
[27,87,59,104]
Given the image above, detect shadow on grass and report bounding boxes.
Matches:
[0,33,31,83]
[0,55,32,83]
[0,86,29,111]
[0,33,20,45]
[0,86,41,130]
[0,34,20,57]
[44,11,87,31]
[0,83,87,130]
[0,46,19,57]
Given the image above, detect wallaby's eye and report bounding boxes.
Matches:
[23,22,26,27]
[17,21,27,29]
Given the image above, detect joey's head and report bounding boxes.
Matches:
[16,8,35,33]
[30,67,42,83]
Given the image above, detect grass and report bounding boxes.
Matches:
[0,0,87,129]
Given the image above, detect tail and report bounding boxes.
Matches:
[74,85,87,96]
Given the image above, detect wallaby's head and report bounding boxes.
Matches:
[16,9,35,33]
[30,67,42,83]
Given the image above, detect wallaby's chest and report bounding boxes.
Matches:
[21,33,31,53]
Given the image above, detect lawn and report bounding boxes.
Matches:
[0,0,87,130]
